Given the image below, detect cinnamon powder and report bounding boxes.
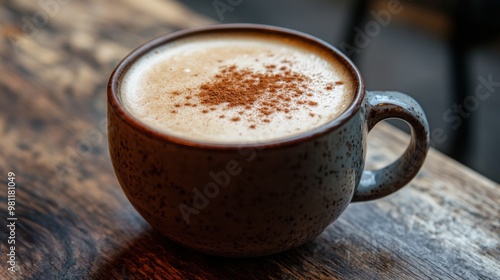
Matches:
[169,61,341,126]
[196,63,315,123]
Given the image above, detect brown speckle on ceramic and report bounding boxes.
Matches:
[107,25,429,257]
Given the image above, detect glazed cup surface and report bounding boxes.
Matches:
[108,24,429,257]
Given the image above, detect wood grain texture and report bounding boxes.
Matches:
[0,0,498,279]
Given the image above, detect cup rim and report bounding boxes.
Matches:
[108,23,365,150]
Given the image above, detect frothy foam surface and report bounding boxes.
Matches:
[120,32,355,143]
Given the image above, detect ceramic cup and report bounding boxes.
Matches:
[108,24,429,257]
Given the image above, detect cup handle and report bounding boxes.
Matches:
[352,91,430,202]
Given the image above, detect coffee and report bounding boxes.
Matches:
[120,32,355,143]
[110,24,430,257]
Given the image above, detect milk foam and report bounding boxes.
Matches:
[120,32,355,143]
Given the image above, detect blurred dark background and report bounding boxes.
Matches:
[179,0,500,182]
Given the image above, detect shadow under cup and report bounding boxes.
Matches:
[108,24,429,257]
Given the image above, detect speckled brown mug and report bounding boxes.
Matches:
[108,24,429,257]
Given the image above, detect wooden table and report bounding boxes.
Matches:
[1,0,498,279]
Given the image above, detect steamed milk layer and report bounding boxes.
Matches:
[121,33,355,143]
